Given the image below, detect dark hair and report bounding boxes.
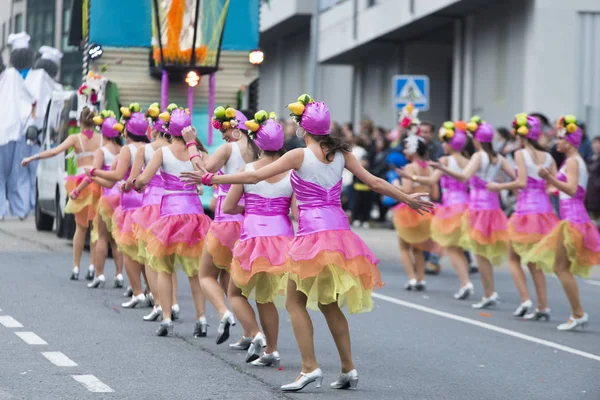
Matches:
[105,137,123,146]
[80,107,96,128]
[243,130,260,161]
[344,122,353,132]
[416,139,428,158]
[525,137,546,152]
[127,132,150,143]
[354,135,368,148]
[195,137,208,154]
[33,58,58,77]
[419,121,436,133]
[497,127,512,141]
[480,142,498,161]
[263,148,286,158]
[529,113,550,127]
[307,132,352,161]
[593,137,600,143]
[9,48,34,70]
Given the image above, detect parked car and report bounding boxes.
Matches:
[34,90,78,239]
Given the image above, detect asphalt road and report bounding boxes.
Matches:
[1,218,599,400]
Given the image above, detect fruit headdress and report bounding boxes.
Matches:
[158,103,191,137]
[556,115,582,148]
[146,102,166,133]
[511,113,541,140]
[119,103,148,137]
[399,103,420,132]
[438,121,467,151]
[465,116,494,143]
[92,110,120,138]
[244,110,283,151]
[288,94,330,136]
[212,106,248,132]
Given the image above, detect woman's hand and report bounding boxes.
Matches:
[394,168,411,180]
[179,171,204,185]
[21,157,32,167]
[191,155,207,172]
[486,182,501,192]
[182,126,197,143]
[69,190,79,200]
[119,181,131,193]
[404,193,435,215]
[538,166,551,180]
[428,161,443,170]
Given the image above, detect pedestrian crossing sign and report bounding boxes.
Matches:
[393,75,429,111]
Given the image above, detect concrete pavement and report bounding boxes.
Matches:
[0,218,599,399]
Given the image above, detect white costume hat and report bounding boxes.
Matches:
[39,46,63,64]
[8,32,31,50]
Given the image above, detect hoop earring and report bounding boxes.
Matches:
[232,129,242,140]
[296,128,305,138]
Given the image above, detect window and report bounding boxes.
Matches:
[15,13,23,33]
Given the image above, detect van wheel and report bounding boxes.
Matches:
[35,186,53,231]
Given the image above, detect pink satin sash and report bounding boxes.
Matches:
[468,176,500,211]
[214,184,244,223]
[159,171,204,217]
[240,193,293,240]
[515,177,553,215]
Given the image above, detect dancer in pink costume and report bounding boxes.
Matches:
[486,114,558,320]
[182,94,433,392]
[396,121,473,300]
[431,117,515,310]
[528,115,599,331]
[74,111,124,289]
[182,107,258,346]
[88,104,149,307]
[132,106,211,337]
[126,104,180,323]
[223,113,294,367]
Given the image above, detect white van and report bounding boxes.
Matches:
[34,90,78,238]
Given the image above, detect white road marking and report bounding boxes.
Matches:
[584,279,600,287]
[41,352,78,367]
[0,316,23,328]
[72,375,114,393]
[14,332,47,345]
[372,292,600,362]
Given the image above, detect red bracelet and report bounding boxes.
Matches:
[190,153,201,161]
[201,173,214,186]
[186,142,197,149]
[89,167,96,177]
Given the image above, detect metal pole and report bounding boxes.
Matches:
[307,0,319,97]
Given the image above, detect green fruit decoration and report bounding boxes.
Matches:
[214,106,226,119]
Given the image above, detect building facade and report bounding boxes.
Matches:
[260,0,600,136]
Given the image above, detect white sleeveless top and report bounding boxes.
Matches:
[521,150,552,179]
[447,155,462,174]
[74,134,96,160]
[297,148,345,190]
[475,151,502,182]
[101,146,117,168]
[243,163,293,198]
[161,146,194,175]
[127,143,138,169]
[559,156,588,200]
[222,142,246,175]
[144,144,156,166]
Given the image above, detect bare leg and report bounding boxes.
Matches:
[286,279,318,374]
[158,271,173,320]
[508,243,530,303]
[228,279,260,337]
[413,248,425,282]
[527,263,548,310]
[257,302,279,354]
[94,217,110,276]
[318,302,355,373]
[89,238,96,268]
[219,269,230,296]
[188,274,206,320]
[123,255,143,295]
[476,255,495,298]
[198,249,229,318]
[171,273,178,305]
[145,265,159,305]
[553,232,585,318]
[399,238,415,280]
[109,238,123,276]
[72,222,87,268]
[447,246,470,286]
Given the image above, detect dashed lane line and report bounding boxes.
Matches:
[72,375,114,393]
[0,316,23,328]
[371,292,600,363]
[14,332,47,345]
[41,352,78,367]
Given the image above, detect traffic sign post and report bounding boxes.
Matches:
[393,75,430,111]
